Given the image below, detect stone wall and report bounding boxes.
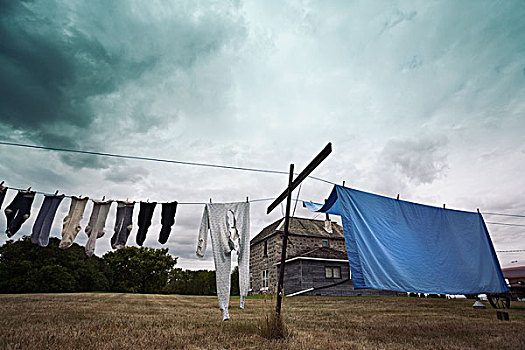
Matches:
[249,232,346,294]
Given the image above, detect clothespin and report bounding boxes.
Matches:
[102,196,106,201]
[477,208,481,214]
[246,196,249,203]
[55,190,59,195]
[210,198,212,203]
[342,181,345,187]
[147,198,149,203]
[0,181,4,186]
[443,204,446,209]
[27,187,31,191]
[396,194,400,200]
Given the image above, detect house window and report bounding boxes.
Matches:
[322,239,329,248]
[261,270,269,288]
[263,240,268,257]
[333,266,341,279]
[325,266,341,279]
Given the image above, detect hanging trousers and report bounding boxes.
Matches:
[136,202,156,246]
[159,201,177,244]
[31,194,64,247]
[111,201,134,249]
[5,190,36,237]
[85,200,113,257]
[59,196,89,249]
[0,186,7,209]
[196,202,250,321]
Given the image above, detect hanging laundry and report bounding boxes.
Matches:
[304,185,509,295]
[196,202,250,321]
[4,189,36,237]
[59,196,89,249]
[111,201,134,249]
[31,194,65,247]
[136,202,156,246]
[85,199,113,257]
[159,201,177,244]
[0,185,7,209]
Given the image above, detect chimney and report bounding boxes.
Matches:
[324,213,332,233]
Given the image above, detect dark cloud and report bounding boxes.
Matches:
[0,2,150,145]
[0,0,246,168]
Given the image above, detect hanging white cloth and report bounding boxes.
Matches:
[196,202,250,321]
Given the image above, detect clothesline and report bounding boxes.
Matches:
[1,184,305,206]
[485,222,525,227]
[3,141,525,218]
[0,141,337,185]
[4,182,525,228]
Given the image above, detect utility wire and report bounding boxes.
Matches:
[483,212,525,218]
[4,142,525,218]
[486,222,525,227]
[496,250,525,253]
[0,141,336,185]
[292,184,302,218]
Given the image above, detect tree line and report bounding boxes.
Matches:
[0,237,239,295]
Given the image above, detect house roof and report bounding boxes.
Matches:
[250,217,344,245]
[289,247,348,260]
[275,247,349,265]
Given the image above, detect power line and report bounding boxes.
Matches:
[496,250,525,253]
[486,222,525,227]
[292,184,302,218]
[483,212,525,218]
[0,141,336,185]
[5,141,525,218]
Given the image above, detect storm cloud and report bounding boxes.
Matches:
[0,0,246,167]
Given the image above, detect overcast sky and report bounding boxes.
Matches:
[1,0,524,270]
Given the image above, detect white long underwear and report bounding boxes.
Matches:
[196,202,250,321]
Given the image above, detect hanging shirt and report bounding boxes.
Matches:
[304,185,508,295]
[196,202,250,321]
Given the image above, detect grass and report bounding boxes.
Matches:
[1,293,525,349]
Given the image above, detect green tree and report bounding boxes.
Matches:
[167,268,217,295]
[0,237,109,293]
[103,247,177,293]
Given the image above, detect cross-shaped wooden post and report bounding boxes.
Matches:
[267,142,332,316]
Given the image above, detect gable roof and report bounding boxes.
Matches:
[289,247,348,260]
[275,247,349,265]
[251,217,344,245]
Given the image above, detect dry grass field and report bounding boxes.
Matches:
[1,293,524,349]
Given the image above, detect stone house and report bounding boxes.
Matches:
[249,216,398,296]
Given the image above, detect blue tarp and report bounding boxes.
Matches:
[304,186,508,294]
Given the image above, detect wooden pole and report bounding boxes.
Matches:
[266,143,333,317]
[275,163,294,316]
[267,143,332,214]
